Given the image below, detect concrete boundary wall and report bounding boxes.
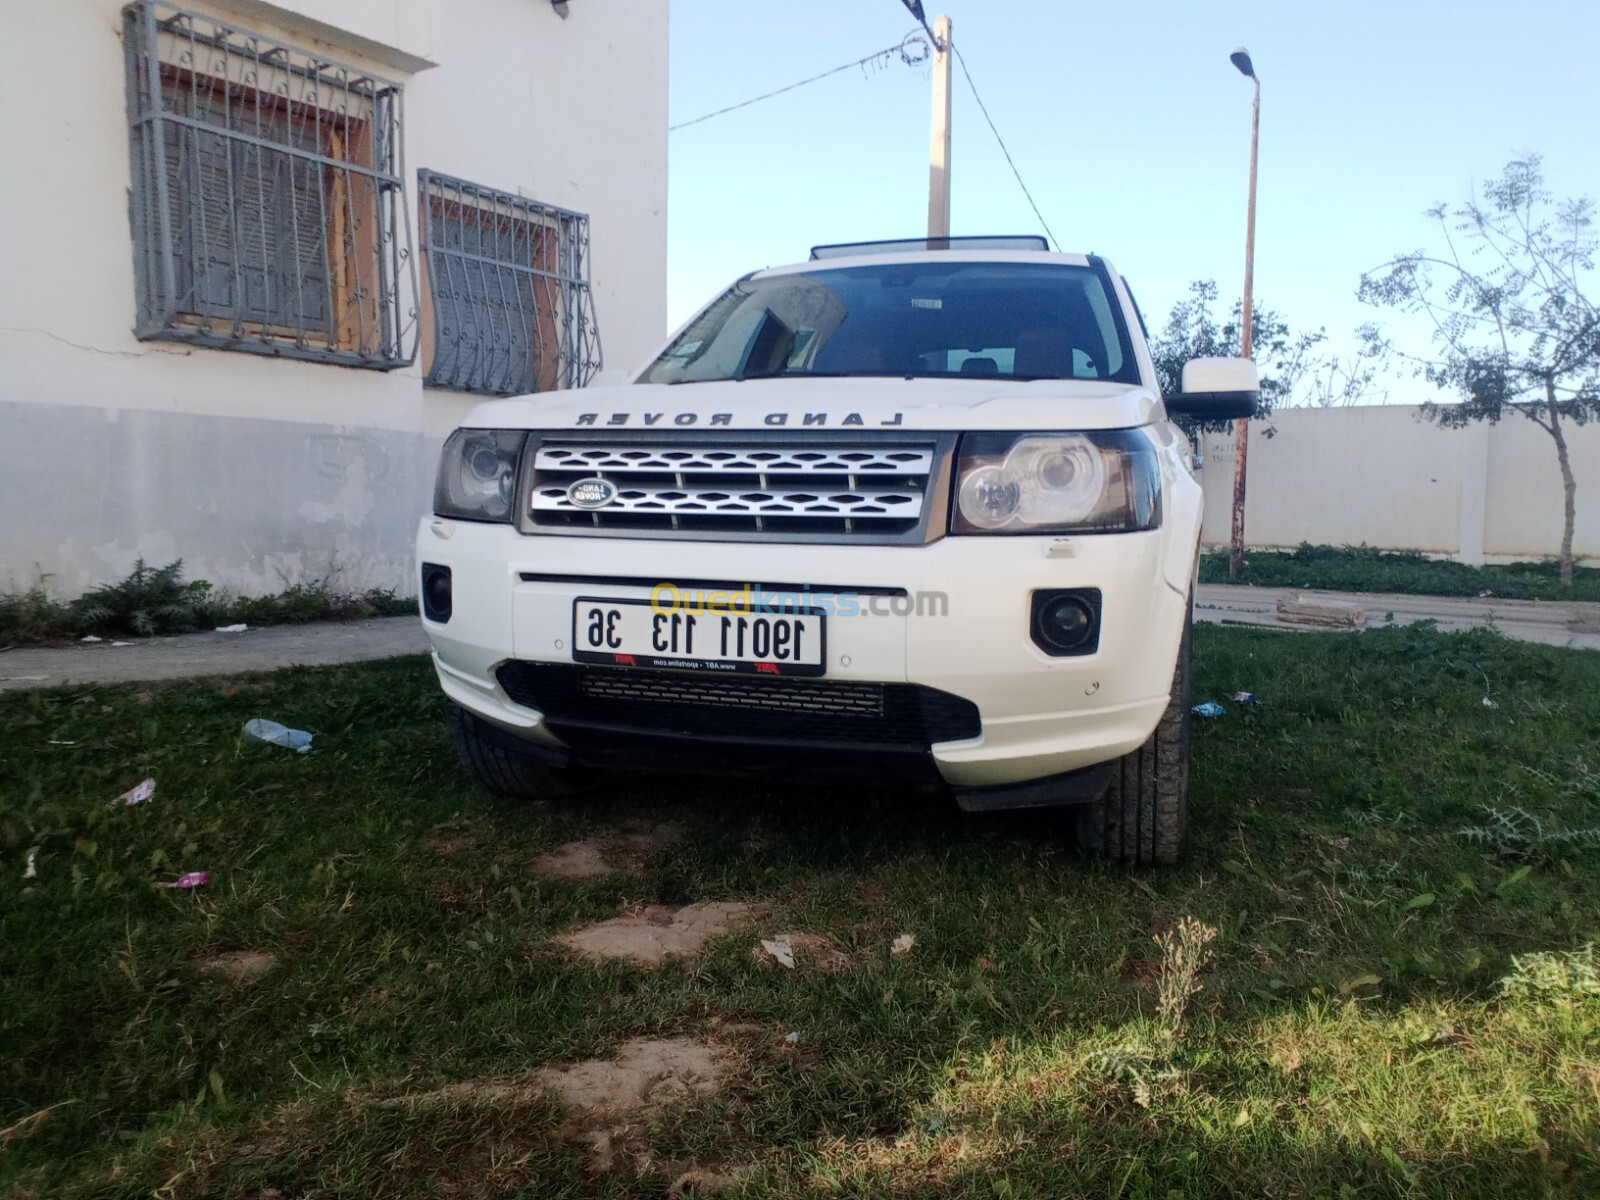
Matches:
[1199,405,1600,565]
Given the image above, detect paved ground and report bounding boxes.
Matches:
[0,617,431,692]
[1195,583,1600,651]
[1,588,1596,692]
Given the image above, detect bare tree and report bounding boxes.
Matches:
[1151,281,1381,436]
[1359,156,1598,586]
[1299,353,1387,409]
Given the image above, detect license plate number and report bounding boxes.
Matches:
[571,598,825,676]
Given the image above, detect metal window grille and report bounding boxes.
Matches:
[420,171,601,396]
[123,1,418,368]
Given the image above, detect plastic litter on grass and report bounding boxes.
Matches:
[1192,701,1226,718]
[158,871,208,889]
[761,938,797,969]
[1231,691,1259,704]
[242,718,313,753]
[892,933,917,957]
[113,778,155,807]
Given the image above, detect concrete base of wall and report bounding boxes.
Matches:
[0,401,433,597]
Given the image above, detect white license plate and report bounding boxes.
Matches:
[571,598,825,676]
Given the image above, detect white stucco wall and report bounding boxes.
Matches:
[0,0,667,596]
[1200,406,1600,565]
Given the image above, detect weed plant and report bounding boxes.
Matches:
[0,559,413,646]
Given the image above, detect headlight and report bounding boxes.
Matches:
[952,431,1161,533]
[434,429,528,522]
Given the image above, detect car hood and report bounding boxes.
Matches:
[458,377,1162,433]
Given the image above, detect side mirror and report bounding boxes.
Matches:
[1165,356,1261,419]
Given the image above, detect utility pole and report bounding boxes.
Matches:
[927,14,952,241]
[1228,47,1261,579]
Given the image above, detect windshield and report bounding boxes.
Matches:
[641,262,1142,386]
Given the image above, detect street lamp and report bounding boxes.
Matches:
[1228,46,1260,580]
[900,0,936,41]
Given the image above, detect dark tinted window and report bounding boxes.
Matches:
[643,262,1139,385]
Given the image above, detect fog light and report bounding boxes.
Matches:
[1031,589,1100,656]
[421,563,452,623]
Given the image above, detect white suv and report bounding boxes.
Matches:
[417,237,1257,864]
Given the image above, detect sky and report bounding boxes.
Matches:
[665,0,1600,402]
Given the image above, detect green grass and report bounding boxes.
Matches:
[3,627,1600,1198]
[1201,543,1600,602]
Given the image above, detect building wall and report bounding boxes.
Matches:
[1200,406,1600,565]
[0,0,668,596]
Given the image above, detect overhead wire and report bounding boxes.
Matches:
[950,44,1060,250]
[668,27,1061,252]
[670,32,930,132]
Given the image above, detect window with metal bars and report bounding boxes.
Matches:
[123,1,418,368]
[419,171,601,396]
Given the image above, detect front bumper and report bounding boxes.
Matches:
[418,518,1188,789]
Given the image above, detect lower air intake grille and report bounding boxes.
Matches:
[496,662,981,749]
[581,671,886,718]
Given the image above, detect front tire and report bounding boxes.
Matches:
[1077,607,1192,865]
[449,704,588,800]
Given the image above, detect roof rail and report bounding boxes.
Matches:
[809,235,1050,260]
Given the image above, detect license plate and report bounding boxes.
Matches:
[571,598,825,676]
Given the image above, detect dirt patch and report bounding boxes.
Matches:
[401,1079,527,1105]
[425,819,483,855]
[1117,956,1161,992]
[667,1165,751,1196]
[201,950,276,981]
[560,902,756,964]
[538,1036,728,1113]
[534,841,615,879]
[382,1037,733,1174]
[753,931,854,973]
[705,1017,767,1038]
[614,821,683,855]
[426,879,488,915]
[855,880,888,907]
[534,822,683,880]
[381,1036,730,1113]
[546,1037,733,1175]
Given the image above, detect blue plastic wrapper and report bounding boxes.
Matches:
[1191,701,1226,718]
[242,718,313,753]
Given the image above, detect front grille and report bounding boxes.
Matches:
[528,439,939,539]
[496,662,981,750]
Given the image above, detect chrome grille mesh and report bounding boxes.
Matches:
[529,439,936,536]
[536,446,933,474]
